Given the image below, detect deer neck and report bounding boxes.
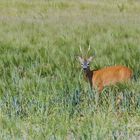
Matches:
[84,68,93,87]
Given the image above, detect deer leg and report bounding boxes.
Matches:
[98,84,103,93]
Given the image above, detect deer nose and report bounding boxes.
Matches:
[83,66,87,70]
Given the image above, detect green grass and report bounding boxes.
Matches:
[0,0,140,139]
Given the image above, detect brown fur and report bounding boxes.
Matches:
[92,65,133,92]
[78,56,133,93]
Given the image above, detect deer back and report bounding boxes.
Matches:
[92,65,133,91]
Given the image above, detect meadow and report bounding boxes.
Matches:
[0,0,140,139]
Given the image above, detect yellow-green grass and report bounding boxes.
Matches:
[0,0,140,139]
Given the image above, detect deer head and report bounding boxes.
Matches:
[78,44,93,71]
[78,56,93,71]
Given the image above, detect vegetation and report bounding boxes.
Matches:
[0,0,140,139]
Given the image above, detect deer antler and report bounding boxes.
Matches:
[87,44,91,53]
[86,44,91,56]
[79,45,83,56]
[79,44,91,57]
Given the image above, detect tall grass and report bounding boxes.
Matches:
[0,0,140,139]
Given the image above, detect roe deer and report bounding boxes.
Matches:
[78,49,133,93]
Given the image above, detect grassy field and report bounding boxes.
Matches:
[0,0,140,139]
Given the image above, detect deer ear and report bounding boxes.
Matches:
[77,56,84,64]
[87,56,93,62]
